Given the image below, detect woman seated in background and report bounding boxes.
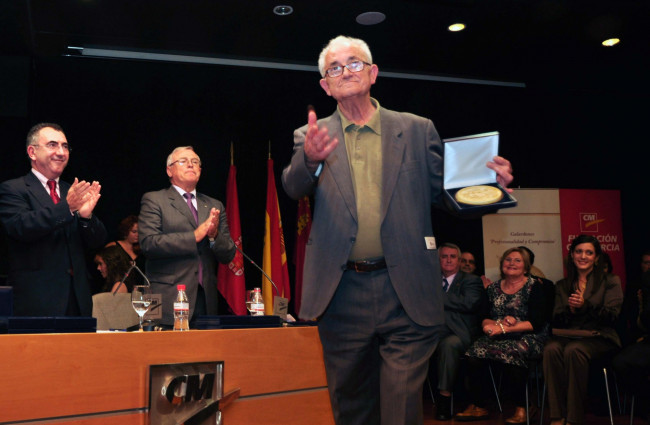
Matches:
[106,215,143,265]
[543,235,623,425]
[105,215,146,284]
[456,247,549,424]
[94,245,136,293]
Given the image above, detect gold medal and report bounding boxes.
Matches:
[454,185,504,205]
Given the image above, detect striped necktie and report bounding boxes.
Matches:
[442,277,450,292]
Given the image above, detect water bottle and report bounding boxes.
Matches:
[250,287,265,316]
[173,284,190,331]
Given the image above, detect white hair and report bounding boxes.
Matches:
[317,35,373,77]
[166,146,196,166]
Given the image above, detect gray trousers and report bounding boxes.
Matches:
[318,269,441,425]
[432,332,466,392]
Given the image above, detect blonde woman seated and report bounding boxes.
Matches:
[456,247,548,424]
[543,235,623,425]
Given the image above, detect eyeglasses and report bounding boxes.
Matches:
[32,141,71,152]
[325,60,371,78]
[169,158,201,167]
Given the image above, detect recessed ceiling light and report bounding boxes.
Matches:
[273,5,293,16]
[448,23,466,32]
[602,38,620,47]
[356,11,386,25]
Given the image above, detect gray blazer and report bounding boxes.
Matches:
[282,107,446,326]
[444,271,486,347]
[139,186,235,325]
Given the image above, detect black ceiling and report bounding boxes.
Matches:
[2,0,649,92]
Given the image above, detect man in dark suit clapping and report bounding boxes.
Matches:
[0,123,106,316]
[431,242,486,420]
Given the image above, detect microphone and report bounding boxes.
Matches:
[112,261,151,295]
[233,244,288,319]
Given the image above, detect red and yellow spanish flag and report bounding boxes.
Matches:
[217,149,247,315]
[293,196,311,316]
[262,157,291,314]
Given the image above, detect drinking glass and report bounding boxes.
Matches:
[245,290,255,315]
[131,285,152,331]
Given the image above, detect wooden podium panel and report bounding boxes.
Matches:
[0,326,334,424]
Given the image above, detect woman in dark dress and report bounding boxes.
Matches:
[105,215,146,284]
[456,247,548,424]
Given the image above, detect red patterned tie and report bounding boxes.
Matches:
[47,180,60,204]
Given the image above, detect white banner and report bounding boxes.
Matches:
[482,189,564,283]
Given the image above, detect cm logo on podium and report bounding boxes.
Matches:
[150,361,239,425]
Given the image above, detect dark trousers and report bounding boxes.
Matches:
[190,284,207,326]
[543,336,618,425]
[65,279,81,316]
[432,331,466,393]
[317,269,441,425]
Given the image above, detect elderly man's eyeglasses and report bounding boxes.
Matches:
[32,141,71,152]
[169,158,201,167]
[325,60,371,78]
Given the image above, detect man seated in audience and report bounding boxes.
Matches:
[430,243,486,420]
[460,251,478,275]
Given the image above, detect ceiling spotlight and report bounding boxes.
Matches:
[356,11,386,25]
[601,38,620,47]
[448,23,466,32]
[273,5,293,16]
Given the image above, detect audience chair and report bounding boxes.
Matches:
[488,358,542,425]
[539,365,619,425]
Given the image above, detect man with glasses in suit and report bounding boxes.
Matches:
[138,146,235,327]
[0,122,106,316]
[282,35,513,425]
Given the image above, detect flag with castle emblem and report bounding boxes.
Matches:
[217,159,246,315]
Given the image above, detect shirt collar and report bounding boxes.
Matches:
[443,272,458,284]
[172,185,196,198]
[339,98,381,135]
[31,168,58,186]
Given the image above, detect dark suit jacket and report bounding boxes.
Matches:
[444,271,486,347]
[0,172,107,316]
[282,106,447,326]
[552,273,624,346]
[138,186,235,325]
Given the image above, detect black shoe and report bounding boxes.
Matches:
[435,394,452,421]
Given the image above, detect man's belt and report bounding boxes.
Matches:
[346,258,387,273]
